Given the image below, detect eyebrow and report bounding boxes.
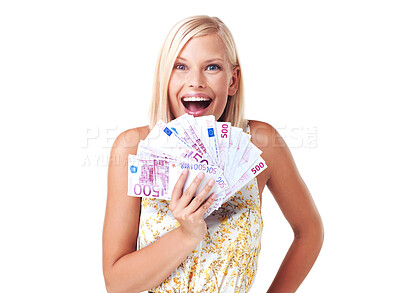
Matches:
[176,57,225,63]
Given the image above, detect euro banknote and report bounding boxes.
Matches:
[127,114,267,217]
[128,154,228,201]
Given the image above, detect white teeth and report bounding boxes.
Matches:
[182,96,211,102]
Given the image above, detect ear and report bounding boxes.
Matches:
[228,66,240,96]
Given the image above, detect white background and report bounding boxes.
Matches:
[1,0,399,292]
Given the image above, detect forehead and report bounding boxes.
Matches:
[177,33,227,61]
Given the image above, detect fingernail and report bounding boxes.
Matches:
[197,172,205,179]
[208,178,215,186]
[182,168,188,175]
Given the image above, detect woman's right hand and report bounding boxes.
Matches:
[168,168,216,242]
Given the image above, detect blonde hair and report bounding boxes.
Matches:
[149,15,245,129]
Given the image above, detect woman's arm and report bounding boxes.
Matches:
[251,121,324,293]
[102,127,216,293]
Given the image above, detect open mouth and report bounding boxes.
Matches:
[181,96,212,113]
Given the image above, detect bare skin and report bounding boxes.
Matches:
[103,33,323,293]
[102,122,323,293]
[250,120,324,293]
[103,126,218,292]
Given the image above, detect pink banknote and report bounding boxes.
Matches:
[128,114,267,218]
[128,155,228,201]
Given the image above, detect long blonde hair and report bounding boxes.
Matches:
[149,15,245,129]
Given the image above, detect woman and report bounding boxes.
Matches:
[103,15,323,293]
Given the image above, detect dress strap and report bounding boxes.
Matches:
[243,119,250,134]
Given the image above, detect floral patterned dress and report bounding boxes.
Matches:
[138,125,264,293]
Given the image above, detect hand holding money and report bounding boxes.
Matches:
[168,169,217,241]
[128,114,267,218]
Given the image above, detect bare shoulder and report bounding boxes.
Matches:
[248,119,288,155]
[107,125,150,198]
[103,125,151,267]
[248,120,277,145]
[248,121,323,240]
[112,125,151,152]
[248,120,294,188]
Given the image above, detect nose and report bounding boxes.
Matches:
[187,69,206,88]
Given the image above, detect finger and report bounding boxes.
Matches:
[193,193,216,218]
[170,168,189,206]
[176,172,205,209]
[185,178,215,214]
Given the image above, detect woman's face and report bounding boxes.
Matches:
[168,33,240,120]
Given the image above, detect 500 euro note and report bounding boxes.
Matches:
[128,114,268,218]
[216,121,231,172]
[128,155,228,202]
[155,119,212,165]
[204,156,267,218]
[195,115,220,166]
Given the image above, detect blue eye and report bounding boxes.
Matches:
[175,63,186,70]
[207,64,221,71]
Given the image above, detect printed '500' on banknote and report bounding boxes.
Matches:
[128,155,228,200]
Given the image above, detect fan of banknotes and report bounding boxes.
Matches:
[128,114,267,218]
